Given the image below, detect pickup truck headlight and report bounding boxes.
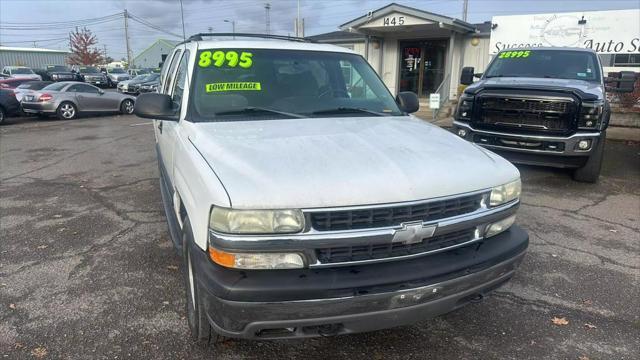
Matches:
[578,101,604,130]
[455,94,474,120]
[208,247,305,269]
[490,179,521,207]
[209,207,304,234]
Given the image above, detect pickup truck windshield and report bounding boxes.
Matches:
[191,49,402,120]
[485,50,601,82]
[13,68,34,74]
[79,67,100,74]
[46,65,70,72]
[109,68,126,74]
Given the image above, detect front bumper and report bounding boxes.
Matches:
[192,225,528,339]
[453,121,603,168]
[21,101,57,114]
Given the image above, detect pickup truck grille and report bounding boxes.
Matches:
[477,96,576,134]
[309,193,484,231]
[316,227,477,264]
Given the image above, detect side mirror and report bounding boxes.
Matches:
[396,91,420,113]
[605,71,637,93]
[460,67,475,85]
[474,73,483,78]
[134,93,178,120]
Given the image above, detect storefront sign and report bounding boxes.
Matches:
[489,9,640,54]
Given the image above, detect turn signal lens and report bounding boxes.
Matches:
[208,247,305,269]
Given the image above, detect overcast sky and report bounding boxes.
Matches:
[0,0,638,61]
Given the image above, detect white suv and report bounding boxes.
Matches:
[133,34,528,345]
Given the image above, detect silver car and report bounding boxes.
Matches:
[21,81,135,119]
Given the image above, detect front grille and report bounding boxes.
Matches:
[477,96,576,134]
[316,227,478,264]
[309,193,484,231]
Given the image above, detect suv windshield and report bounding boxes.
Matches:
[485,50,601,82]
[47,65,70,72]
[13,68,34,74]
[191,49,402,121]
[109,68,125,74]
[79,67,100,74]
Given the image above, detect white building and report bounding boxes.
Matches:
[309,4,640,107]
[133,39,177,69]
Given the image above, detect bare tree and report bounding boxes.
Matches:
[67,27,104,65]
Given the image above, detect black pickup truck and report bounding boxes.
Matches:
[453,47,636,182]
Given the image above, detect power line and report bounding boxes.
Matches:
[127,12,182,38]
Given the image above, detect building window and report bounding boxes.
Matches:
[613,54,640,67]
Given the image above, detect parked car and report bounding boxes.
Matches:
[132,73,160,94]
[72,66,108,86]
[134,36,528,345]
[454,47,636,183]
[21,81,135,119]
[127,68,150,77]
[0,78,35,89]
[1,66,42,80]
[117,74,151,94]
[36,65,80,82]
[0,88,20,124]
[13,81,53,102]
[104,67,130,87]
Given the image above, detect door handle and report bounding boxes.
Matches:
[157,121,163,134]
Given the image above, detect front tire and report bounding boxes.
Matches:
[120,99,135,114]
[573,132,606,183]
[57,102,77,120]
[182,219,218,348]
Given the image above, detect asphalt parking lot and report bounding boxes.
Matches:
[1,114,638,359]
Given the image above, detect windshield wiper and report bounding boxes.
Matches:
[310,107,389,117]
[214,106,307,119]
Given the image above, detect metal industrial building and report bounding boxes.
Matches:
[0,47,70,69]
[133,39,177,69]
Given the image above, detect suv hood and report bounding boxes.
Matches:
[466,77,603,100]
[189,117,519,209]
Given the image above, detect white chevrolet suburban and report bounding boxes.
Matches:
[133,33,528,345]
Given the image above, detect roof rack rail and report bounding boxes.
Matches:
[177,33,314,45]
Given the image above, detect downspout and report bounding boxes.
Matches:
[364,35,370,61]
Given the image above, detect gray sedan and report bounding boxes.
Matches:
[21,81,135,120]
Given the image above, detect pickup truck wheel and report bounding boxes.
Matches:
[572,132,606,183]
[182,219,218,347]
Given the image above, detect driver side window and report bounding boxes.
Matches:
[171,50,190,109]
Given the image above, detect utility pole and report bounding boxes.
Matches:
[103,44,107,60]
[265,3,271,35]
[208,26,213,33]
[295,0,300,37]
[124,9,133,68]
[462,0,468,21]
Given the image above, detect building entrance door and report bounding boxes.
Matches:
[399,40,448,97]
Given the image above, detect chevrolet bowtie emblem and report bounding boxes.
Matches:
[392,221,437,245]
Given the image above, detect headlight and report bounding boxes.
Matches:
[456,94,474,120]
[490,179,521,206]
[208,247,304,269]
[578,101,604,130]
[209,207,304,234]
[485,215,516,238]
[51,74,58,79]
